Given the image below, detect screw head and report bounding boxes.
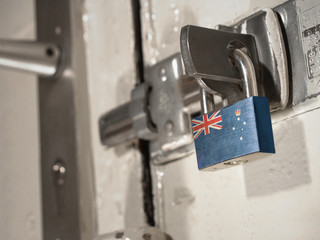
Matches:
[143,233,152,240]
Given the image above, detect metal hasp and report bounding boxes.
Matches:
[99,53,200,164]
[0,40,60,77]
[36,0,95,239]
[180,8,289,112]
[100,8,290,166]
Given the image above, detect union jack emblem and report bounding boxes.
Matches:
[192,110,223,140]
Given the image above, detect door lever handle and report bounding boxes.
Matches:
[0,40,61,77]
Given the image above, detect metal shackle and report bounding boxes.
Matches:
[199,43,259,114]
[227,43,258,98]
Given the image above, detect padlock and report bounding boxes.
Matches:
[192,96,275,170]
[181,26,276,170]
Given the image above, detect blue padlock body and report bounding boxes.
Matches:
[192,96,275,170]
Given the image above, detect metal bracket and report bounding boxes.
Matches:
[147,54,197,164]
[99,53,200,164]
[219,8,289,111]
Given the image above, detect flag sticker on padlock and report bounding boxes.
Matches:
[192,96,275,171]
[192,110,223,139]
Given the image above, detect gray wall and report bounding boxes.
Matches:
[0,1,42,239]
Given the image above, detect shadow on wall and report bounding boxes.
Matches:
[124,148,146,229]
[243,117,311,197]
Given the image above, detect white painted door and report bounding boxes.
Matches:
[139,0,320,239]
[2,1,320,239]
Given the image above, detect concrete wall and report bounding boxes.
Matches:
[0,1,42,239]
[83,0,146,236]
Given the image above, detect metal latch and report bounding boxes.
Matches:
[99,8,289,165]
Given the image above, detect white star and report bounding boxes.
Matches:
[232,127,235,131]
[243,121,246,125]
[240,137,243,141]
[237,117,240,121]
